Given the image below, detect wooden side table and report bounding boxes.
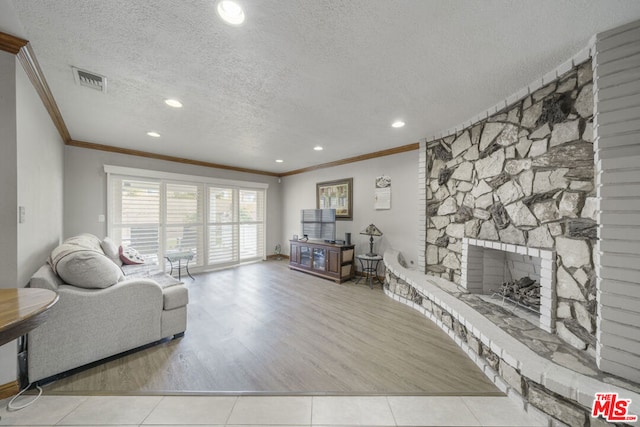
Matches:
[0,289,57,411]
[0,288,58,347]
[356,254,384,289]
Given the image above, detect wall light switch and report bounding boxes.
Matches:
[18,206,25,223]
[98,214,106,223]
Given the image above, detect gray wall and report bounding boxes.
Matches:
[0,53,18,288]
[64,146,282,256]
[0,50,19,387]
[0,52,64,386]
[281,150,419,268]
[16,58,65,287]
[594,19,640,382]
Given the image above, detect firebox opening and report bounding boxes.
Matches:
[462,238,555,333]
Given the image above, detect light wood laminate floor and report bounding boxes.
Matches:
[42,260,499,395]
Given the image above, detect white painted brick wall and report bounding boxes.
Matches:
[599,318,640,342]
[594,18,640,382]
[418,141,427,272]
[506,253,542,284]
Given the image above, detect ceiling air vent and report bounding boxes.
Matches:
[72,66,107,93]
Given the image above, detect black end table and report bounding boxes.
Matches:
[356,254,383,289]
[165,251,195,280]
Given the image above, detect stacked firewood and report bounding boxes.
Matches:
[498,276,540,309]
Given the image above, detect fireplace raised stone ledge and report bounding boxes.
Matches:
[383,249,640,426]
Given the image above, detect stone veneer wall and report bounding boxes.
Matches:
[425,60,597,352]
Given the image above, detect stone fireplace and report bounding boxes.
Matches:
[423,59,597,354]
[386,19,640,425]
[461,237,555,333]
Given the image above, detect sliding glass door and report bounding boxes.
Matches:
[107,168,267,271]
[207,187,266,266]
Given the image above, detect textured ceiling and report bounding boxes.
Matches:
[4,1,640,174]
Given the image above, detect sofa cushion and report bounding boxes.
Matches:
[121,263,156,276]
[162,284,189,310]
[120,246,145,265]
[55,250,124,289]
[100,237,122,265]
[49,233,104,273]
[119,265,186,309]
[119,265,185,309]
[64,233,103,252]
[48,234,123,289]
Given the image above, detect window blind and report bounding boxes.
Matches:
[239,189,265,261]
[110,177,161,264]
[165,182,204,266]
[209,187,237,265]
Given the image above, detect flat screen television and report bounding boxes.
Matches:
[301,209,336,241]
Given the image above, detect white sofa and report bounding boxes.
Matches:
[27,234,188,383]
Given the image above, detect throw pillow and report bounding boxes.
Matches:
[100,237,122,265]
[55,250,124,289]
[119,246,145,265]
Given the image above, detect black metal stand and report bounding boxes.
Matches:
[356,255,383,289]
[166,255,195,280]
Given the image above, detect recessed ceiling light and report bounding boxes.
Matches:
[147,131,161,138]
[217,0,245,25]
[164,99,183,108]
[275,159,284,163]
[314,146,323,151]
[392,120,405,128]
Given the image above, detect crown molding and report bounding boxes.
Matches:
[72,139,419,178]
[280,142,420,176]
[68,140,281,177]
[17,43,71,143]
[0,31,27,54]
[1,31,71,143]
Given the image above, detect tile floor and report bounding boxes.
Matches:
[0,394,548,426]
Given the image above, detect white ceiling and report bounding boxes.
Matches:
[3,1,640,174]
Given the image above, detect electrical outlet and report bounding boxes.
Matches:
[98,214,105,223]
[18,206,25,223]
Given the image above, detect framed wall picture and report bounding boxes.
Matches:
[316,178,353,220]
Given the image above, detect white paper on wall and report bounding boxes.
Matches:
[375,175,391,210]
